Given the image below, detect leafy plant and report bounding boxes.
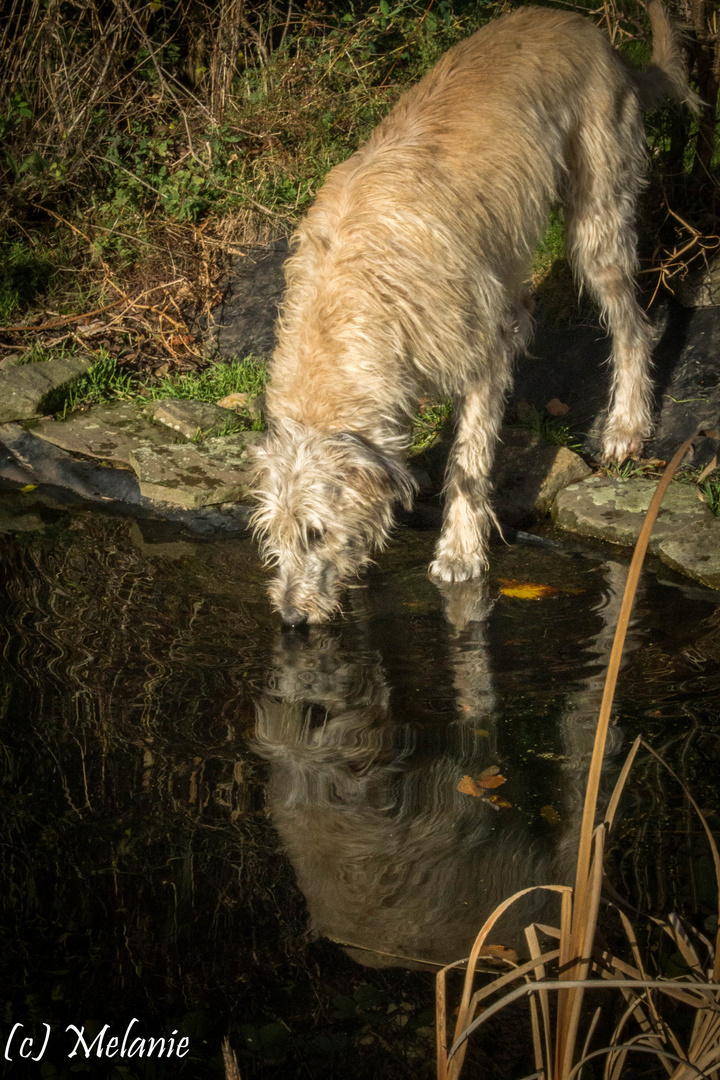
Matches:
[699,475,720,516]
[411,400,453,455]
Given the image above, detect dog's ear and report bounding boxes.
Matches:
[333,433,418,510]
[243,432,272,486]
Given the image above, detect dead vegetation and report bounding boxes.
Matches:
[436,432,720,1080]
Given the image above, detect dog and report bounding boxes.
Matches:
[250,2,698,625]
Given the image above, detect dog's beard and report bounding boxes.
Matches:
[265,536,374,625]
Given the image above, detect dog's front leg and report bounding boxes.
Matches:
[429,377,506,583]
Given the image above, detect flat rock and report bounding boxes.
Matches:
[0,356,93,423]
[552,475,713,553]
[0,423,252,534]
[216,391,265,419]
[493,429,591,523]
[128,433,262,508]
[31,402,172,465]
[147,398,243,440]
[658,519,720,590]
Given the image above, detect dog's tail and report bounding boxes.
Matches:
[635,0,701,113]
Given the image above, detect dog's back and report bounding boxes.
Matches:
[270,5,689,424]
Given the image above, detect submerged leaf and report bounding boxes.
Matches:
[487,795,513,809]
[457,767,506,797]
[478,773,506,789]
[457,775,484,797]
[540,804,561,826]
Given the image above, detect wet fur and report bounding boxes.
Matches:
[251,2,698,623]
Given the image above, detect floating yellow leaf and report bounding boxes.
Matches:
[20,484,37,493]
[498,578,558,600]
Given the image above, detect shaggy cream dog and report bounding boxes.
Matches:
[251,2,698,624]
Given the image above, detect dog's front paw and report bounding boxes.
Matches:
[601,423,647,464]
[429,550,488,584]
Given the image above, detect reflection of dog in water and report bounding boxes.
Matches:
[250,3,698,625]
[253,627,574,968]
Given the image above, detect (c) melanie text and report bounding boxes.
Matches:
[4,1019,190,1061]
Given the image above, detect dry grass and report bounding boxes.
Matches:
[436,431,720,1080]
[1,0,716,383]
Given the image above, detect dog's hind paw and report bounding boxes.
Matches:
[429,551,488,583]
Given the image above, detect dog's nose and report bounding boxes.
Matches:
[281,606,308,628]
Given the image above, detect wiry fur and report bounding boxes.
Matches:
[251,1,697,623]
[251,420,416,623]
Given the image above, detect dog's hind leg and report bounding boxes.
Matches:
[429,358,513,583]
[565,105,655,462]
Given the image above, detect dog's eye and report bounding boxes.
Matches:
[306,527,325,547]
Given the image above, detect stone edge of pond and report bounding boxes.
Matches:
[0,422,253,536]
[553,475,720,589]
[1,374,719,590]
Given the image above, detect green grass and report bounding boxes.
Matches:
[46,352,136,418]
[145,356,268,404]
[699,476,720,515]
[677,468,720,517]
[605,459,651,481]
[514,403,583,453]
[32,349,269,430]
[532,210,566,283]
[11,339,82,365]
[410,400,453,455]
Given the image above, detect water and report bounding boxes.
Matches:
[1,489,719,1078]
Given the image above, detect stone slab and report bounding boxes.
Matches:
[128,432,262,508]
[31,402,173,465]
[0,423,252,533]
[0,356,93,423]
[552,475,713,552]
[493,429,591,523]
[147,398,243,440]
[415,427,591,523]
[658,519,720,590]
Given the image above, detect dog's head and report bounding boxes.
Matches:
[249,419,416,625]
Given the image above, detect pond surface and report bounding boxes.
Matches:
[1,488,719,1079]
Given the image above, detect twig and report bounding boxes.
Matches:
[1,298,124,333]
